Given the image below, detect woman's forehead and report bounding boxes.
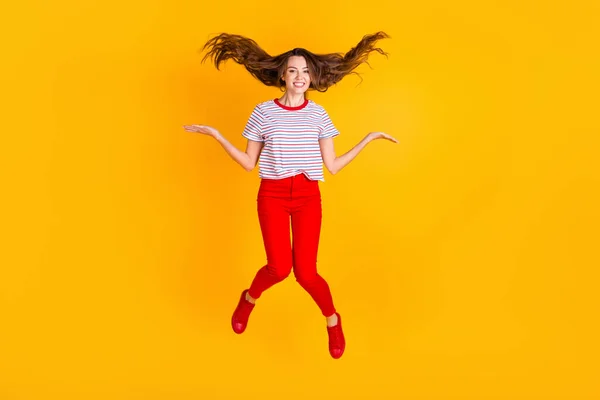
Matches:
[286,56,308,68]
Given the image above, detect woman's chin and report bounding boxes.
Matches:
[287,86,308,95]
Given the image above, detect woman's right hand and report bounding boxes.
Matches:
[183,124,221,139]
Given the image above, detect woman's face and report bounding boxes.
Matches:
[282,56,311,94]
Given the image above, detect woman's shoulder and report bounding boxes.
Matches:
[252,99,271,109]
[249,99,278,114]
[306,99,327,112]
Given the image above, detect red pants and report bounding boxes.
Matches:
[247,173,337,317]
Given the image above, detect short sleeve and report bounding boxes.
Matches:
[318,108,340,139]
[241,105,264,142]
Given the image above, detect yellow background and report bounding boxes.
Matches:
[2,0,599,399]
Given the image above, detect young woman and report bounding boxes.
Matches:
[184,32,397,359]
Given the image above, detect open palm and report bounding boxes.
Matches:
[369,131,398,143]
[183,124,219,138]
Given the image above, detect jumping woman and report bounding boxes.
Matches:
[184,32,397,359]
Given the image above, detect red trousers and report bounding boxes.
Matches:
[247,173,337,317]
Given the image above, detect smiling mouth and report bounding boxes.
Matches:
[293,82,305,87]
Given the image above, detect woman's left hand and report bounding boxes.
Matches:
[367,131,398,143]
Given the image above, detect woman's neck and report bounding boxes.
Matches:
[278,92,306,107]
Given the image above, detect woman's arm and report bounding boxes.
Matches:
[184,124,264,172]
[319,132,398,175]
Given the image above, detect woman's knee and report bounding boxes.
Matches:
[266,263,292,281]
[294,270,319,287]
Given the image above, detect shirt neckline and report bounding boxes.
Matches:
[273,98,309,111]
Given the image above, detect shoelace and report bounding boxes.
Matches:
[328,325,343,345]
[239,301,254,318]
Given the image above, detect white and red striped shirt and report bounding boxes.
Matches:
[242,98,340,182]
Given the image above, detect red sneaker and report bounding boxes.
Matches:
[231,289,255,334]
[327,313,345,359]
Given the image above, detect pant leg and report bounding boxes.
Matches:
[247,195,293,300]
[291,194,337,317]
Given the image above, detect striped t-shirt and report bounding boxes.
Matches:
[241,98,340,182]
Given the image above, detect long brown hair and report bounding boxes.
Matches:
[199,32,390,92]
